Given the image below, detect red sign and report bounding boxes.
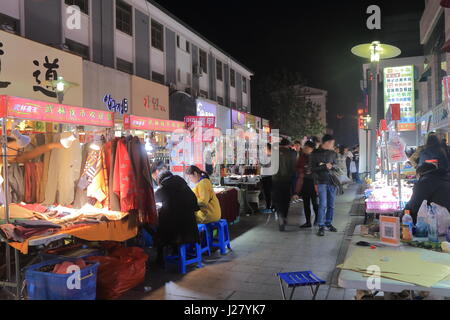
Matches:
[184,116,216,129]
[123,115,184,132]
[358,116,365,129]
[379,119,387,131]
[390,104,401,121]
[0,95,114,127]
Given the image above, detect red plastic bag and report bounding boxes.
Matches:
[86,247,148,300]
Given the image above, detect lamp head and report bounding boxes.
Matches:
[60,132,77,149]
[11,129,31,148]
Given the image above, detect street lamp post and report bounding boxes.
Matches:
[351,41,401,181]
[44,76,79,104]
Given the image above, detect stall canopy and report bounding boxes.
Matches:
[0,95,114,127]
[123,114,184,132]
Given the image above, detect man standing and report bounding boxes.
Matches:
[310,135,338,236]
[260,143,273,213]
[352,145,362,184]
[272,138,297,232]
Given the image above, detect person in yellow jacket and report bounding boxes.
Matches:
[185,165,221,224]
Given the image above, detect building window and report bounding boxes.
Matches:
[242,76,247,93]
[217,96,224,105]
[0,13,20,34]
[230,69,236,87]
[65,39,90,60]
[177,69,181,82]
[151,20,164,51]
[152,72,165,84]
[186,41,190,53]
[199,50,207,74]
[65,0,89,15]
[187,73,192,86]
[231,101,237,109]
[116,58,133,74]
[216,60,223,81]
[176,35,180,48]
[116,0,132,36]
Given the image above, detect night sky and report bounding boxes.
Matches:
[153,0,424,146]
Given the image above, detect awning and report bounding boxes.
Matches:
[419,67,432,82]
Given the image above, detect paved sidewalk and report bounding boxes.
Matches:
[123,184,361,300]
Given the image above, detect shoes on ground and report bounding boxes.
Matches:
[327,225,338,232]
[300,223,312,229]
[317,227,325,237]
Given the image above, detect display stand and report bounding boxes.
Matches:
[0,95,115,299]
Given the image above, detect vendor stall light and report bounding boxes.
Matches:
[60,132,77,149]
[56,77,65,92]
[11,129,31,148]
[145,140,154,153]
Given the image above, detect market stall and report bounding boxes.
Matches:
[0,95,156,299]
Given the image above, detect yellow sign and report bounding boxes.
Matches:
[131,75,169,119]
[0,30,83,106]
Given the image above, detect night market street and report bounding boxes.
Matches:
[123,185,362,300]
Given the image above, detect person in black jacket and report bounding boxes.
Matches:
[310,135,339,236]
[418,134,449,171]
[154,171,200,264]
[272,138,297,232]
[404,163,450,224]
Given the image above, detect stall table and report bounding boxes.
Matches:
[338,225,450,298]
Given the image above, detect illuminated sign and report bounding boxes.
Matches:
[383,65,415,131]
[103,94,128,114]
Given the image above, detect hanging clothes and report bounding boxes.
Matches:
[127,136,157,225]
[113,138,137,213]
[0,163,25,205]
[43,134,82,206]
[73,143,91,209]
[38,134,53,203]
[105,138,121,212]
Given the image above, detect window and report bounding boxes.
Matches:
[231,101,237,109]
[0,13,20,34]
[217,96,224,105]
[187,73,192,86]
[186,41,190,53]
[65,39,90,60]
[116,58,133,74]
[116,0,132,36]
[216,60,223,81]
[199,50,207,74]
[242,76,247,93]
[151,20,164,51]
[177,69,181,82]
[65,0,89,15]
[176,35,180,48]
[152,72,165,84]
[230,69,236,87]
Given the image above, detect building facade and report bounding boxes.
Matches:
[0,0,253,118]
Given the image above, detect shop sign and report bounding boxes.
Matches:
[196,99,217,117]
[0,95,114,127]
[131,76,169,119]
[103,94,128,114]
[123,114,183,132]
[383,65,415,131]
[184,116,216,129]
[232,110,245,126]
[0,30,83,107]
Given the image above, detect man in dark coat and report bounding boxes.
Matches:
[154,171,200,264]
[404,163,450,224]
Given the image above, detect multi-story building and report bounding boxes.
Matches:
[0,0,253,122]
[418,0,450,143]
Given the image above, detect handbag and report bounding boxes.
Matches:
[330,170,344,195]
[350,161,357,174]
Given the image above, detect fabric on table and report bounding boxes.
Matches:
[113,138,137,213]
[14,219,62,229]
[216,188,239,223]
[0,224,21,242]
[13,226,58,242]
[8,218,138,255]
[43,135,82,206]
[17,203,48,213]
[0,204,35,220]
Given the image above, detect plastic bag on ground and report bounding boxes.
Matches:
[86,246,148,300]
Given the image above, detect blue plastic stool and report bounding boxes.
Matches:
[165,243,203,274]
[197,224,211,256]
[276,271,326,300]
[206,219,231,255]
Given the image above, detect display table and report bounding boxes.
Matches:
[338,225,450,297]
[214,187,240,223]
[4,218,138,255]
